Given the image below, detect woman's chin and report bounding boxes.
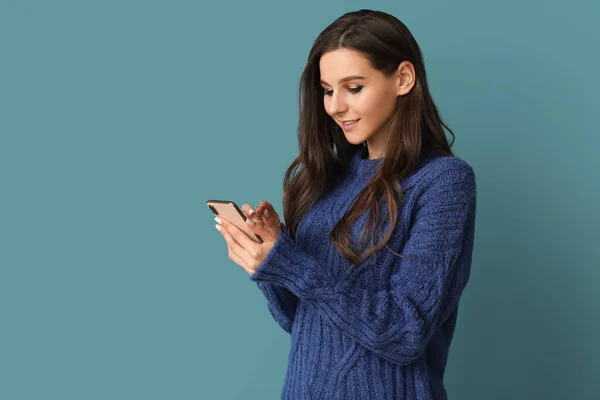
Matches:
[343,134,365,145]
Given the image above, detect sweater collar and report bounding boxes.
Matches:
[350,146,439,189]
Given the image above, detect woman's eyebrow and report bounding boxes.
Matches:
[320,75,366,85]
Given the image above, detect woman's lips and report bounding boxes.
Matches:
[341,119,360,131]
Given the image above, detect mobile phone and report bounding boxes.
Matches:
[207,199,264,244]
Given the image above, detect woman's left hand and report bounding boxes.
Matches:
[215,200,282,275]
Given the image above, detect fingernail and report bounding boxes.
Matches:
[215,224,221,231]
[264,209,270,218]
[246,218,255,226]
[248,208,254,216]
[215,217,222,224]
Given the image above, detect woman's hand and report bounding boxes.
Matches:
[215,200,283,275]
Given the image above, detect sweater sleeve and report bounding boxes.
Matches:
[254,222,299,334]
[249,166,476,365]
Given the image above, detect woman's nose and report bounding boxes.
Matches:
[327,93,348,115]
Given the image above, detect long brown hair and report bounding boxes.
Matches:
[282,9,455,270]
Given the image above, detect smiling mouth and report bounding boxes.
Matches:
[340,119,360,131]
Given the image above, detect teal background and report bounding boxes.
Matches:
[1,0,598,399]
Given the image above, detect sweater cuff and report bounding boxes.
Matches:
[249,231,337,299]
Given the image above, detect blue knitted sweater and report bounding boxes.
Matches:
[250,146,477,399]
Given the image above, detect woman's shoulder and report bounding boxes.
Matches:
[411,152,476,190]
[426,153,474,175]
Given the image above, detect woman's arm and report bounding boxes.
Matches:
[249,164,476,365]
[253,222,298,334]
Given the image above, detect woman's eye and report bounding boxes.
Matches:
[322,86,364,96]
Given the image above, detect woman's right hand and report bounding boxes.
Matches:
[241,200,283,242]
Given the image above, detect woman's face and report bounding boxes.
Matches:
[319,48,414,159]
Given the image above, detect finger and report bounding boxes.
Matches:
[218,217,260,255]
[252,204,263,218]
[259,200,275,218]
[242,204,269,230]
[250,201,280,237]
[254,205,268,220]
[244,217,280,243]
[238,204,277,241]
[247,203,266,225]
[245,215,278,242]
[227,246,253,275]
[240,203,264,231]
[258,200,280,228]
[241,203,256,219]
[216,220,241,250]
[259,199,273,211]
[217,220,255,268]
[258,200,270,218]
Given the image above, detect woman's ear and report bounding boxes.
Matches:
[395,61,416,96]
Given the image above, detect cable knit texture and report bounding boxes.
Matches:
[250,146,477,399]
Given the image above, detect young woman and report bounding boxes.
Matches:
[215,9,477,400]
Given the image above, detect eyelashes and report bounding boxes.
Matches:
[323,86,363,96]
